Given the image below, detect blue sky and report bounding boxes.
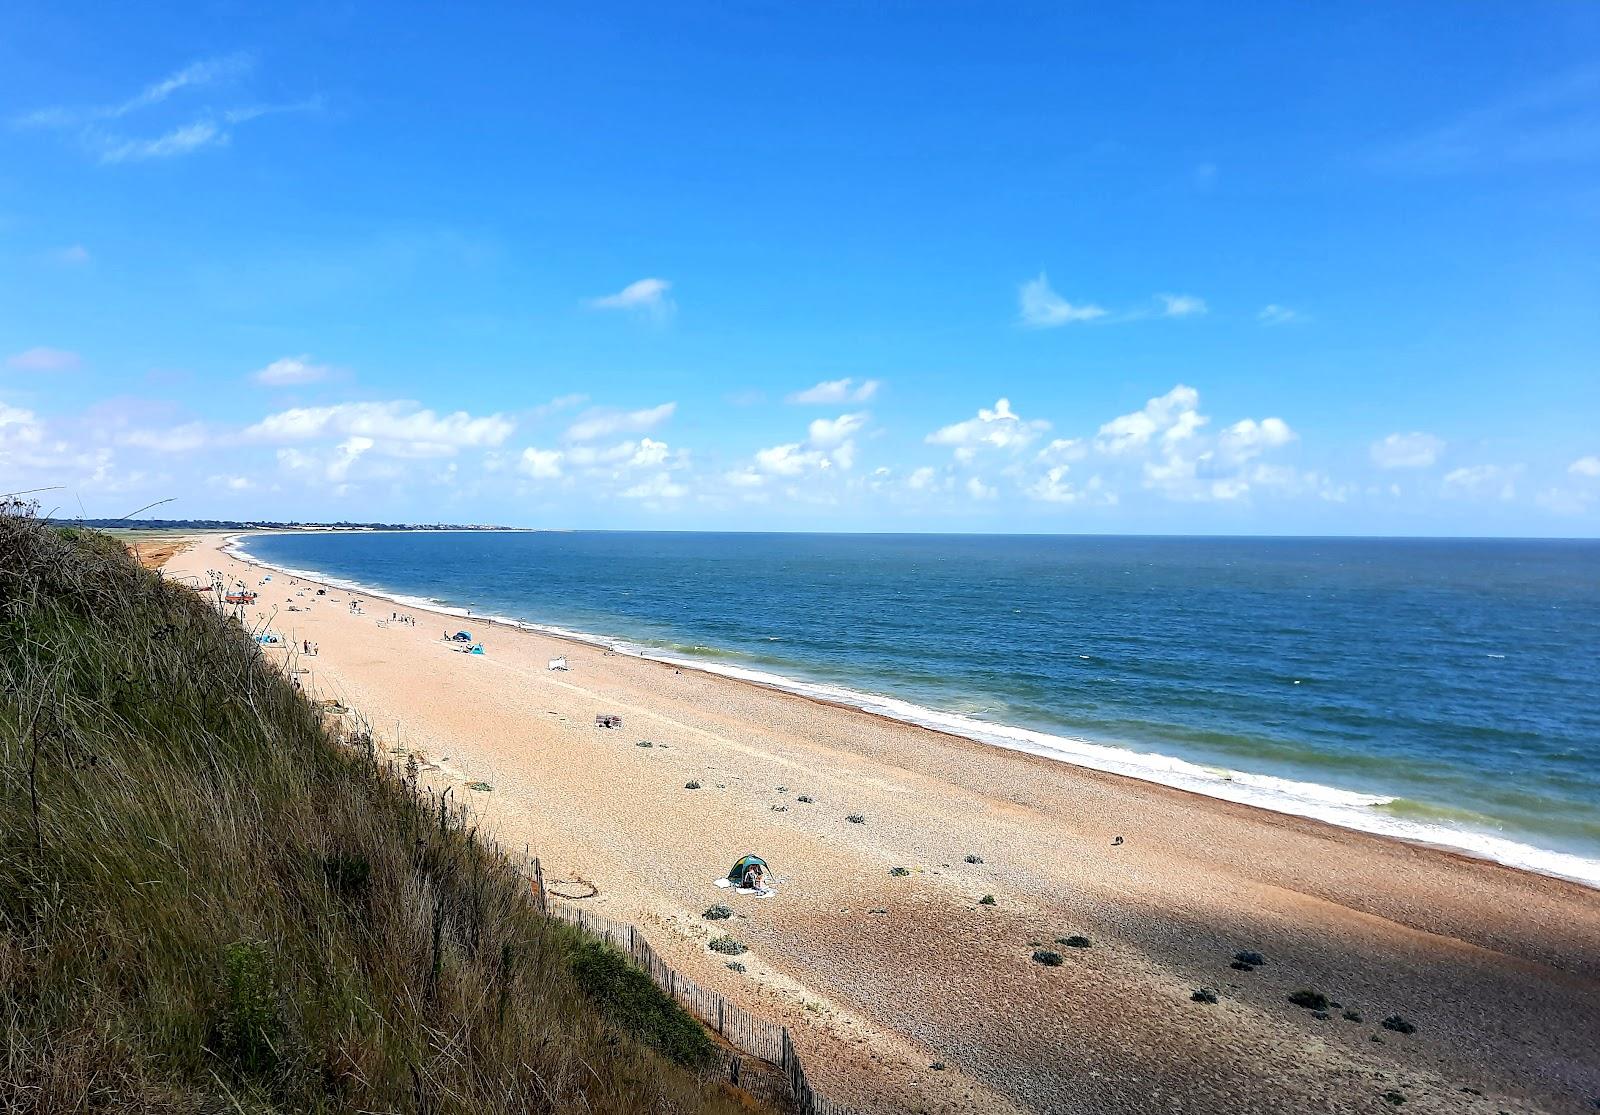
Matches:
[2,3,1597,534]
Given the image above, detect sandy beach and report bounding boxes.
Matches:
[163,533,1600,1115]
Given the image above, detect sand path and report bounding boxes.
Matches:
[166,535,1600,1115]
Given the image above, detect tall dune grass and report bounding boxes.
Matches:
[0,504,756,1113]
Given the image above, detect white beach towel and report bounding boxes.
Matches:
[712,878,776,898]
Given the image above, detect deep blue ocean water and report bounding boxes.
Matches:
[238,531,1600,884]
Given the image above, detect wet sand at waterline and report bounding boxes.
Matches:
[164,535,1600,1115]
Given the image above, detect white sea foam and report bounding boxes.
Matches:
[227,534,1600,890]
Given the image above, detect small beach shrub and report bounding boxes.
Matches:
[1057,935,1091,949]
[684,780,701,789]
[964,854,984,864]
[1230,961,1255,971]
[708,935,746,956]
[1381,1015,1416,1034]
[1233,950,1265,966]
[771,804,788,812]
[635,740,653,748]
[930,1061,946,1071]
[1287,989,1329,1011]
[1191,987,1220,1004]
[1382,1090,1406,1106]
[979,894,996,905]
[320,851,372,899]
[703,904,733,921]
[846,813,865,824]
[1031,949,1064,966]
[797,794,814,803]
[1343,1009,1363,1022]
[215,939,287,1079]
[889,866,911,877]
[725,962,746,973]
[467,780,493,791]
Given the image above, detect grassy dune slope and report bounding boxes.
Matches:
[0,508,760,1114]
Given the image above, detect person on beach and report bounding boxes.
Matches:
[741,862,768,891]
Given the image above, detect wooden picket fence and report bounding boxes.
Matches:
[531,861,850,1115]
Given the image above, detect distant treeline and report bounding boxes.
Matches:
[64,518,515,531]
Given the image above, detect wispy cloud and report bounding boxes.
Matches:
[564,402,676,442]
[787,377,879,404]
[1157,293,1207,318]
[253,355,334,387]
[15,54,316,164]
[1374,67,1600,175]
[1371,432,1444,469]
[15,54,253,129]
[585,277,675,321]
[1257,304,1304,326]
[1018,273,1106,327]
[6,346,81,372]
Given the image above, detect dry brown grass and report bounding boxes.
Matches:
[0,503,762,1114]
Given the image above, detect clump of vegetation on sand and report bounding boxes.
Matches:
[1287,989,1330,1011]
[846,813,865,824]
[1191,987,1220,1004]
[708,936,747,956]
[0,506,753,1114]
[1031,949,1064,966]
[979,894,996,905]
[703,904,734,921]
[1056,935,1091,949]
[1381,1015,1416,1034]
[888,866,911,877]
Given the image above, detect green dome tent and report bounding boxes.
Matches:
[727,855,768,884]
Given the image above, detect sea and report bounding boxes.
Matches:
[235,531,1600,887]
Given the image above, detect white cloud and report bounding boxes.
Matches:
[118,422,209,453]
[16,55,310,166]
[1371,432,1445,469]
[1029,467,1116,506]
[787,378,880,405]
[0,402,45,447]
[1443,464,1520,500]
[1568,455,1600,478]
[253,355,333,386]
[753,442,828,477]
[1018,274,1106,327]
[1218,417,1296,462]
[1257,304,1304,325]
[966,477,997,500]
[99,120,225,163]
[16,55,252,129]
[1158,293,1207,318]
[6,346,81,372]
[906,466,939,491]
[565,402,676,442]
[1036,438,1087,465]
[208,474,254,491]
[807,411,868,447]
[1094,385,1203,454]
[585,277,675,320]
[518,448,564,479]
[928,398,1049,460]
[621,472,688,501]
[247,400,515,456]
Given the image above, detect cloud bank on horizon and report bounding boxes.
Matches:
[1,6,1596,534]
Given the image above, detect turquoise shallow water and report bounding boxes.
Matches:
[239,531,1600,884]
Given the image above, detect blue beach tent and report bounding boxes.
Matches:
[452,630,473,641]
